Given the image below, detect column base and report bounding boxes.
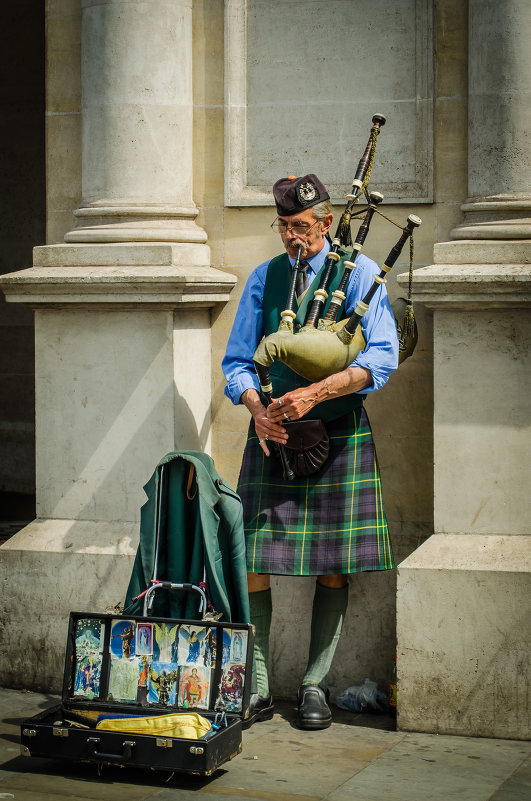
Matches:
[397,533,531,740]
[0,519,137,692]
[64,204,209,244]
[451,195,531,240]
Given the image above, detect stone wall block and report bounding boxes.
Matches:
[376,433,434,525]
[397,533,531,739]
[45,6,81,113]
[0,519,137,691]
[223,208,278,266]
[192,0,224,107]
[193,106,225,208]
[211,429,248,491]
[45,113,82,215]
[34,309,176,523]
[433,308,530,536]
[435,0,468,99]
[366,355,433,438]
[434,98,469,203]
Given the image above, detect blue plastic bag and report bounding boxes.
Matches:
[335,678,389,713]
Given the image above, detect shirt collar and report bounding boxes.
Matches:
[288,239,331,274]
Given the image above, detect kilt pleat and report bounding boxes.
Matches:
[237,408,395,576]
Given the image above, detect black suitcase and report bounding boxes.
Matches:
[20,602,254,777]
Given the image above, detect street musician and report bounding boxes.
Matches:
[222,173,398,730]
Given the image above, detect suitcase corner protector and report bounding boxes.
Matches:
[229,744,242,760]
[20,745,32,757]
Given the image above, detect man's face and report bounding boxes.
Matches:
[277,207,333,259]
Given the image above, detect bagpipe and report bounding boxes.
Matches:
[253,115,421,480]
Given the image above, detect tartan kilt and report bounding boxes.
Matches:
[237,408,394,576]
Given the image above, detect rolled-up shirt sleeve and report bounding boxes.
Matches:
[345,254,399,393]
[222,261,269,405]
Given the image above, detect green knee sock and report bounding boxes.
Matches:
[302,582,349,691]
[249,588,272,697]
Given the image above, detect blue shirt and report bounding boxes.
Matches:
[222,239,398,405]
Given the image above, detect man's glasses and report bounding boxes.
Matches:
[270,218,319,235]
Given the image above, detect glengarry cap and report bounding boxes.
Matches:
[273,174,330,216]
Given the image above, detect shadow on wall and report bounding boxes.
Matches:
[0,5,45,505]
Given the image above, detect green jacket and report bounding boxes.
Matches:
[124,451,250,624]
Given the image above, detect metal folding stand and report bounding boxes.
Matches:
[144,462,209,620]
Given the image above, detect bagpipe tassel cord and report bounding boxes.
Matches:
[403,236,416,339]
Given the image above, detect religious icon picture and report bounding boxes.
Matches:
[221,629,231,667]
[178,665,210,710]
[110,619,136,659]
[135,622,153,656]
[178,625,208,665]
[73,617,104,699]
[137,654,151,704]
[107,656,141,702]
[215,663,246,712]
[152,622,179,663]
[221,627,248,667]
[228,629,247,663]
[203,627,217,668]
[148,661,179,706]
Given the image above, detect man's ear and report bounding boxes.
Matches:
[321,213,334,234]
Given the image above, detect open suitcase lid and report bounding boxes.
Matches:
[62,611,254,726]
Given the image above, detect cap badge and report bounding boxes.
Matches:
[297,181,318,204]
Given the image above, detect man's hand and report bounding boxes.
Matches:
[241,389,288,456]
[267,366,373,422]
[267,385,319,422]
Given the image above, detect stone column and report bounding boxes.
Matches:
[452,0,531,240]
[66,0,205,244]
[396,0,531,739]
[0,0,236,692]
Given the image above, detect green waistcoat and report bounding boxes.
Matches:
[262,251,365,423]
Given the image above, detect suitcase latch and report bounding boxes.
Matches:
[22,728,37,738]
[156,738,173,749]
[53,727,69,738]
[189,746,205,755]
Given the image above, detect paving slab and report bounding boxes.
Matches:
[328,732,531,801]
[489,756,531,801]
[1,688,530,801]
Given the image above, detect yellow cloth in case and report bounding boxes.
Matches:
[96,712,212,740]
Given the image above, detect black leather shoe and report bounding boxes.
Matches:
[297,685,332,730]
[243,692,274,728]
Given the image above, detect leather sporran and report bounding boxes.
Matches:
[274,419,329,477]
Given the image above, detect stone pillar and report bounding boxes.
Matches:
[66,0,205,244]
[0,0,235,692]
[452,0,531,240]
[396,0,531,739]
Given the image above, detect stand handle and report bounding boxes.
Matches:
[143,581,208,617]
